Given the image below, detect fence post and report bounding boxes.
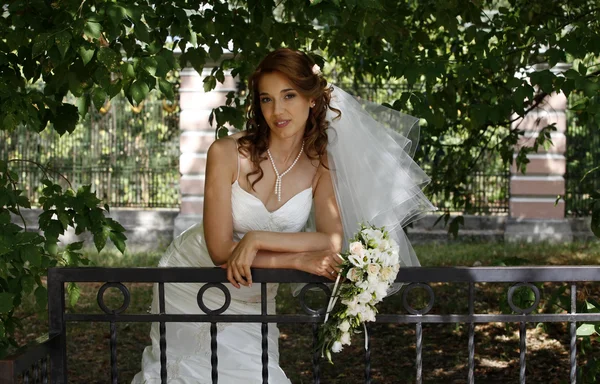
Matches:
[47,268,67,383]
[506,63,572,242]
[174,57,237,236]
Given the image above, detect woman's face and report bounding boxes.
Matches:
[257,71,313,140]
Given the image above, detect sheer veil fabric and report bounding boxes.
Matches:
[325,85,436,268]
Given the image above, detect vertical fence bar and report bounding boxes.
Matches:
[47,269,67,383]
[468,282,475,384]
[210,322,218,384]
[570,283,577,384]
[109,321,118,384]
[312,323,321,384]
[42,357,48,384]
[159,282,167,384]
[261,283,269,384]
[519,321,527,384]
[416,321,423,384]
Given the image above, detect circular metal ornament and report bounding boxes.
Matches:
[97,282,130,314]
[507,282,541,314]
[299,283,332,315]
[196,283,231,315]
[402,283,435,315]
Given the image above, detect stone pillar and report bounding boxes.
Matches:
[505,66,572,242]
[173,67,237,237]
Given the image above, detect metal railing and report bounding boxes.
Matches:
[2,266,600,383]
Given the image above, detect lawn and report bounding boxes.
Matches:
[13,241,600,383]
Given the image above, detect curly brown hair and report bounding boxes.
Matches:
[237,48,340,190]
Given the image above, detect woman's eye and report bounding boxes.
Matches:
[285,93,296,99]
[260,97,271,103]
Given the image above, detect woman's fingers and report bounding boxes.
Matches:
[226,266,240,288]
[244,265,253,287]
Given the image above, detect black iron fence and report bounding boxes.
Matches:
[2,266,600,383]
[565,106,600,217]
[0,93,180,209]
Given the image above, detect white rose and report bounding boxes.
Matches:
[338,320,351,333]
[381,266,393,281]
[331,341,343,353]
[340,332,351,345]
[346,267,362,282]
[349,241,365,256]
[367,263,381,276]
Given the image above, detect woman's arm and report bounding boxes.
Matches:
[227,154,344,287]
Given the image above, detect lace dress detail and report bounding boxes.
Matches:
[131,178,312,384]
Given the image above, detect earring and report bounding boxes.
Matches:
[310,102,315,108]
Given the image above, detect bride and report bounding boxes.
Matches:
[132,48,434,383]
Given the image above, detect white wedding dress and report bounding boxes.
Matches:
[132,178,313,383]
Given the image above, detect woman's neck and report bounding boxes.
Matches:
[268,134,304,165]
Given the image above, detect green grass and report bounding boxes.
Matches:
[12,241,600,383]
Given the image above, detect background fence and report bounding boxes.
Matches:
[565,96,600,217]
[1,92,181,208]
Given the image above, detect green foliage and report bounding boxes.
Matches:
[0,160,126,356]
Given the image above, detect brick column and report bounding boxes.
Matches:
[505,64,572,242]
[173,67,237,236]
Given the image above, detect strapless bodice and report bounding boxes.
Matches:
[231,180,313,241]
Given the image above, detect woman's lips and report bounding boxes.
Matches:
[275,120,290,128]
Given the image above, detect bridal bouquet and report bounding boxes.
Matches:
[319,223,400,362]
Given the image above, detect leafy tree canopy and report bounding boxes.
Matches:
[1,0,599,353]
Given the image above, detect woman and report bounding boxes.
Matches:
[133,48,434,383]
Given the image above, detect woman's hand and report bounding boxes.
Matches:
[298,250,344,281]
[226,232,259,288]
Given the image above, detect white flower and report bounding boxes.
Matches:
[338,320,351,333]
[346,267,362,282]
[359,305,376,322]
[378,239,390,251]
[340,332,351,345]
[342,296,360,316]
[348,254,367,268]
[357,290,373,304]
[381,266,394,281]
[366,263,381,276]
[331,341,343,353]
[356,280,371,291]
[374,281,389,301]
[362,228,384,245]
[312,64,321,75]
[349,241,365,256]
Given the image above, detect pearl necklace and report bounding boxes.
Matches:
[267,141,305,202]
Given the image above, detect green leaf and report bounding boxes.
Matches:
[577,323,597,337]
[53,104,79,135]
[21,275,35,295]
[158,79,174,100]
[97,48,121,71]
[92,87,108,112]
[120,62,135,80]
[21,244,42,267]
[129,80,150,105]
[84,22,102,40]
[67,282,81,307]
[54,31,72,59]
[109,231,127,254]
[141,57,158,76]
[77,94,91,120]
[32,33,51,58]
[94,225,110,252]
[78,46,95,66]
[203,75,217,92]
[34,286,47,311]
[133,22,150,43]
[0,292,15,313]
